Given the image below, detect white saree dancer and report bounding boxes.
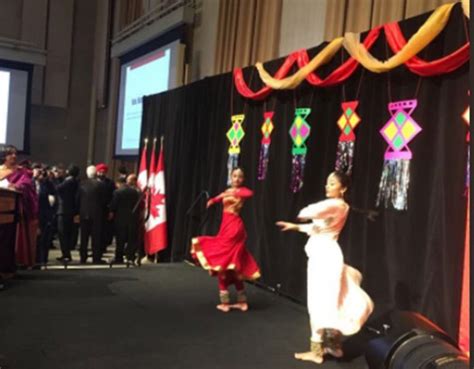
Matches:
[298,198,374,342]
[277,171,374,364]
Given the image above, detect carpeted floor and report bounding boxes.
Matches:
[0,263,371,369]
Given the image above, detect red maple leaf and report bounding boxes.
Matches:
[150,192,165,219]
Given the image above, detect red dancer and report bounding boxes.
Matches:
[191,167,260,312]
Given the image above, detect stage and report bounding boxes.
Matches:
[0,263,371,369]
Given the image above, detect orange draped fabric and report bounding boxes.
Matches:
[233,28,380,99]
[234,3,469,98]
[384,21,470,76]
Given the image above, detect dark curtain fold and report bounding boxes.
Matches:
[141,4,469,339]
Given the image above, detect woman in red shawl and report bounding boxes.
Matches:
[0,145,38,269]
[191,167,260,312]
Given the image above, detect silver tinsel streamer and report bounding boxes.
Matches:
[376,159,410,210]
[258,143,270,180]
[227,154,239,185]
[335,141,355,175]
[466,147,470,190]
[290,155,306,193]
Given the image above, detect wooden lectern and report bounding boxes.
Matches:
[0,188,20,275]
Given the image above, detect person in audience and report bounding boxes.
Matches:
[109,175,141,264]
[191,167,260,312]
[49,165,65,247]
[18,159,32,170]
[114,177,125,190]
[55,164,80,262]
[117,165,128,182]
[276,171,374,364]
[96,163,116,252]
[51,165,65,186]
[126,173,147,265]
[126,173,138,189]
[50,167,60,231]
[0,145,38,269]
[77,165,107,264]
[33,164,56,267]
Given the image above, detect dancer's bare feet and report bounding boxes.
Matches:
[232,302,248,311]
[294,351,323,364]
[216,304,231,312]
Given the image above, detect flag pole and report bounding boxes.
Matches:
[150,138,157,176]
[141,137,148,162]
[155,136,164,264]
[143,138,157,223]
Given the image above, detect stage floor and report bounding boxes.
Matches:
[0,263,370,369]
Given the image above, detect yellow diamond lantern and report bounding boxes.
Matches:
[261,118,274,137]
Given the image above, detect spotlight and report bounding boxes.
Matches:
[365,311,469,369]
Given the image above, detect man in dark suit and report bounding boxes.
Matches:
[109,175,141,264]
[96,163,116,252]
[55,164,80,262]
[33,164,56,266]
[77,165,107,264]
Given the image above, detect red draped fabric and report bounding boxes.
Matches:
[234,20,469,99]
[233,52,299,100]
[233,29,381,100]
[384,22,470,76]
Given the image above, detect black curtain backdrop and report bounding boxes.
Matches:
[141,4,469,339]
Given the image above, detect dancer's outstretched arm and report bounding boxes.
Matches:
[276,221,303,232]
[276,220,317,235]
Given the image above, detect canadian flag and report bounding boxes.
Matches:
[144,143,167,254]
[137,141,148,191]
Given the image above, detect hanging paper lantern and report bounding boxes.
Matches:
[289,108,312,192]
[258,111,275,181]
[226,114,245,185]
[462,92,469,189]
[335,101,361,174]
[376,99,422,210]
